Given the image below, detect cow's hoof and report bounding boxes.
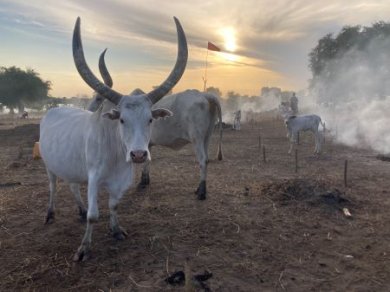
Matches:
[195,181,207,200]
[112,227,128,241]
[78,208,87,223]
[136,182,148,191]
[45,210,55,224]
[73,245,90,262]
[197,192,206,200]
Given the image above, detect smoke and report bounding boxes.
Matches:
[220,28,390,155]
[310,97,390,153]
[220,89,284,124]
[307,35,390,154]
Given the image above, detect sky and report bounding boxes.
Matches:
[0,0,389,98]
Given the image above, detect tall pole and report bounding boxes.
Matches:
[203,48,209,92]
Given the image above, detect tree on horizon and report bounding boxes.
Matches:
[0,66,51,113]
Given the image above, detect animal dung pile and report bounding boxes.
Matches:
[376,154,390,162]
[261,179,351,212]
[165,270,213,290]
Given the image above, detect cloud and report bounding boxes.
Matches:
[0,0,389,96]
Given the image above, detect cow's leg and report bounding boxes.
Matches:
[107,187,127,240]
[73,177,99,262]
[204,130,213,164]
[204,138,210,163]
[45,169,57,224]
[289,130,298,154]
[204,115,217,163]
[69,183,87,221]
[194,141,207,200]
[318,132,323,153]
[288,134,295,154]
[314,133,318,154]
[288,141,294,154]
[314,131,321,154]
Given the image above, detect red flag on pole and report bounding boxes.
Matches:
[207,41,221,52]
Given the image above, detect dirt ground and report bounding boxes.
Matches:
[1,115,390,291]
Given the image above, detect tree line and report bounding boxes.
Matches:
[0,67,51,113]
[309,21,390,103]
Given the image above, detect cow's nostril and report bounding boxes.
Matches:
[130,151,147,161]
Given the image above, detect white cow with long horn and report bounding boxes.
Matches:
[88,53,223,200]
[39,16,187,261]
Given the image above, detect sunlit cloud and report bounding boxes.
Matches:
[218,27,237,52]
[0,0,389,97]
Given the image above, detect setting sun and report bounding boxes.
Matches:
[219,27,237,52]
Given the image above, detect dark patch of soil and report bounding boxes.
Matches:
[376,154,390,162]
[262,179,350,210]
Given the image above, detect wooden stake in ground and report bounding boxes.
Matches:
[185,258,194,292]
[262,145,266,163]
[344,160,348,187]
[258,135,262,150]
[297,131,300,145]
[295,149,298,173]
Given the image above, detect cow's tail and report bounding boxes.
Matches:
[205,94,223,160]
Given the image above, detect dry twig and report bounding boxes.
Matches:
[278,270,285,290]
[128,274,156,289]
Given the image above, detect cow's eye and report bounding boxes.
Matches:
[120,119,124,124]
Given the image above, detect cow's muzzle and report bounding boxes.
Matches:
[130,150,148,163]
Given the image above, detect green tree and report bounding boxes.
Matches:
[0,66,51,113]
[309,22,390,103]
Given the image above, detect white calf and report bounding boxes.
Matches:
[285,115,325,154]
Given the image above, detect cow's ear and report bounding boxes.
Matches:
[103,109,120,120]
[152,108,173,120]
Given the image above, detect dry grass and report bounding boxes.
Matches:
[1,116,390,291]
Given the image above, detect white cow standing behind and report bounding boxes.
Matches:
[285,114,325,154]
[140,89,223,200]
[233,110,241,130]
[39,17,187,261]
[89,54,223,200]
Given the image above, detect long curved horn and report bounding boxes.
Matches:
[147,17,188,104]
[73,17,122,105]
[99,49,113,88]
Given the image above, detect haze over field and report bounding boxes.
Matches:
[310,33,390,154]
